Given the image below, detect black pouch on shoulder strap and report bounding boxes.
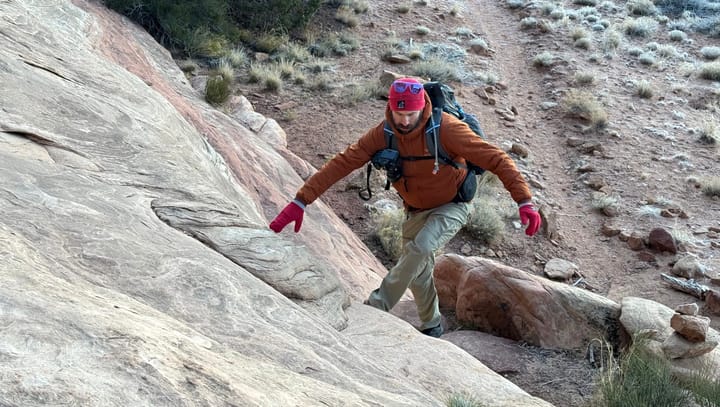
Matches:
[453,169,477,203]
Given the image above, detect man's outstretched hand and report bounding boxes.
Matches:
[519,203,541,237]
[269,201,305,233]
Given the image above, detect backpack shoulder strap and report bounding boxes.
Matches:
[383,121,396,150]
[425,109,461,173]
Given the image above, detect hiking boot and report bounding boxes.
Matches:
[420,324,443,338]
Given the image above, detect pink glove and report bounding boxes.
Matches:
[269,200,305,233]
[519,203,541,237]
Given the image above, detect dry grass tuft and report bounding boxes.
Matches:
[562,89,608,129]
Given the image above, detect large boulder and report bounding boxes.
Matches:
[434,254,621,349]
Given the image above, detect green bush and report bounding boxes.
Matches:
[205,75,232,105]
[226,0,322,33]
[104,0,237,55]
[103,0,323,56]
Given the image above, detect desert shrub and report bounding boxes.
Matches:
[227,0,322,32]
[273,42,312,63]
[700,176,720,197]
[205,75,232,105]
[254,33,289,54]
[447,392,487,407]
[371,208,405,261]
[626,0,657,15]
[532,51,554,67]
[602,30,622,52]
[550,9,566,20]
[506,0,524,9]
[224,47,248,67]
[309,31,359,57]
[463,174,513,245]
[574,71,597,85]
[575,37,592,49]
[681,369,720,407]
[521,17,539,29]
[177,59,198,73]
[396,3,411,13]
[339,81,385,106]
[411,57,460,82]
[628,46,644,56]
[573,0,597,5]
[668,29,687,41]
[465,198,505,244]
[656,44,679,58]
[469,38,489,52]
[638,51,656,65]
[701,46,720,60]
[562,89,608,128]
[305,73,332,91]
[335,6,360,27]
[262,68,283,91]
[623,17,659,37]
[699,62,720,81]
[104,0,236,56]
[634,80,653,98]
[591,337,689,406]
[415,25,431,35]
[572,26,590,40]
[653,0,720,17]
[539,2,557,15]
[106,0,326,56]
[699,120,720,144]
[592,194,618,213]
[214,58,234,82]
[274,58,296,79]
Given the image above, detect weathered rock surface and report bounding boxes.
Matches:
[619,297,720,371]
[434,254,621,349]
[0,1,552,405]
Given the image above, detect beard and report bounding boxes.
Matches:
[396,121,420,134]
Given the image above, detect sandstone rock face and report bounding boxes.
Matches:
[434,254,621,349]
[0,1,552,405]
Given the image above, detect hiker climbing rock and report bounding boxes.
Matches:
[269,77,541,338]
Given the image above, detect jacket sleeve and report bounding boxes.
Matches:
[295,124,387,205]
[441,116,532,203]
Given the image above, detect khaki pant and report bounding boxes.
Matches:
[366,202,470,330]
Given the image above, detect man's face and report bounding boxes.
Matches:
[391,110,423,134]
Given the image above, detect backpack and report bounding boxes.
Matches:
[358,81,486,202]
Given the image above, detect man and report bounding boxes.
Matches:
[269,77,541,337]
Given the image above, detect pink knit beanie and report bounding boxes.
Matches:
[388,78,426,111]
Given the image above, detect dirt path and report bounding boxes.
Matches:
[451,1,630,294]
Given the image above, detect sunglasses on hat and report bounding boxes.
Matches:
[392,81,423,94]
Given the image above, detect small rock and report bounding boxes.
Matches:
[602,206,619,217]
[460,243,473,255]
[627,233,645,251]
[704,290,720,316]
[672,255,706,279]
[618,231,631,242]
[386,54,412,64]
[636,251,656,263]
[510,143,530,158]
[675,303,699,316]
[585,176,607,191]
[544,258,579,280]
[670,313,710,343]
[648,227,677,254]
[539,101,558,110]
[601,222,622,237]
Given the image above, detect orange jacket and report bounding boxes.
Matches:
[296,93,531,210]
